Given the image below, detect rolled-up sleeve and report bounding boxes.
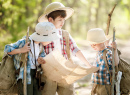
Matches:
[4,39,25,57]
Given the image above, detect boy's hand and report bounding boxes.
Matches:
[111,42,117,49]
[21,42,31,53]
[38,57,46,64]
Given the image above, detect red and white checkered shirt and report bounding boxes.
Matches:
[44,29,80,59]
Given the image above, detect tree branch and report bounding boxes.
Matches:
[106,3,117,35]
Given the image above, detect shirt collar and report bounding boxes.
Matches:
[98,48,107,53]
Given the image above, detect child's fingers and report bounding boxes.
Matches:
[25,42,30,46]
[27,46,31,50]
[27,42,30,45]
[37,58,42,64]
[25,46,31,52]
[37,57,46,64]
[111,42,117,49]
[42,59,46,64]
[40,59,45,63]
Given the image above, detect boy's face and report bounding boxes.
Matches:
[90,43,105,51]
[49,16,65,29]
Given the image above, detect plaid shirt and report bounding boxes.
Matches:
[44,29,80,59]
[92,48,112,85]
[4,37,45,84]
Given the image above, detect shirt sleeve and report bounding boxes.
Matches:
[69,33,80,56]
[4,39,26,57]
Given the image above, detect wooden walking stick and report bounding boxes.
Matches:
[23,27,30,95]
[105,3,117,95]
[112,27,116,95]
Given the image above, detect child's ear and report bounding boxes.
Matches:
[48,17,53,22]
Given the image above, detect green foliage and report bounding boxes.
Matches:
[0,0,49,60]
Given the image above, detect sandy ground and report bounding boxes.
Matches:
[73,39,130,95]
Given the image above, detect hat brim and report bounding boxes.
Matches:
[88,39,109,44]
[30,32,60,42]
[38,7,74,22]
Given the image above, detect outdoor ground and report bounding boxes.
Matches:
[0,39,129,95]
[73,38,130,95]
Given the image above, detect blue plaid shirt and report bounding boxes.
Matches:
[4,37,45,84]
[92,48,112,85]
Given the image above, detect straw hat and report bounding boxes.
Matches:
[38,2,74,22]
[30,22,60,42]
[87,28,108,44]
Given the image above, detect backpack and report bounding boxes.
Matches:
[118,51,130,95]
[0,36,30,94]
[0,52,18,95]
[0,44,28,95]
[103,48,130,95]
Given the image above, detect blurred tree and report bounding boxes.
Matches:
[0,0,130,60]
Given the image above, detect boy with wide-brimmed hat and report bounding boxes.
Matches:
[4,22,59,95]
[87,28,119,95]
[37,2,93,95]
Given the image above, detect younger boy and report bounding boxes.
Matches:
[87,28,119,95]
[4,22,59,95]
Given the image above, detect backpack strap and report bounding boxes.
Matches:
[62,30,71,60]
[103,49,112,84]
